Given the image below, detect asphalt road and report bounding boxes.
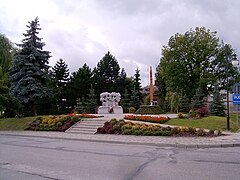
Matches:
[0,135,240,180]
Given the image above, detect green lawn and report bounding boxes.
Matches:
[0,116,36,130]
[166,114,240,132]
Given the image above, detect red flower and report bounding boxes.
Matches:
[124,115,169,123]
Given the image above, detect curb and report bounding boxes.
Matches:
[1,132,240,149]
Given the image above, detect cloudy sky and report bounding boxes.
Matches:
[0,0,240,86]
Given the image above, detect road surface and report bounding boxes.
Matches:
[0,135,240,180]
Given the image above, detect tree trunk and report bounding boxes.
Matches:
[31,102,37,116]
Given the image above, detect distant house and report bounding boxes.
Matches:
[141,85,159,105]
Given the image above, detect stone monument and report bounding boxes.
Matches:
[98,92,123,114]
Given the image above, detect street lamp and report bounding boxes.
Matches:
[226,50,238,131]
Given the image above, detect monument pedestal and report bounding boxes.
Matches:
[113,106,123,114]
[98,106,123,114]
[98,106,109,114]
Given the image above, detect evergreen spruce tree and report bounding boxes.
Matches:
[74,85,97,113]
[50,58,70,114]
[9,17,51,116]
[67,64,92,109]
[179,94,190,113]
[133,67,142,101]
[191,87,205,110]
[120,89,131,112]
[92,51,120,103]
[85,85,97,113]
[116,68,127,95]
[130,85,141,110]
[209,84,226,116]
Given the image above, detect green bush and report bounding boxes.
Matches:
[135,105,164,114]
[197,128,206,136]
[171,127,181,134]
[110,119,117,126]
[123,129,133,135]
[188,127,197,134]
[128,107,136,113]
[132,129,142,135]
[178,112,184,118]
[187,110,197,118]
[56,121,63,127]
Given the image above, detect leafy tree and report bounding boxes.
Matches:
[156,27,239,102]
[166,91,180,113]
[92,51,120,102]
[9,17,51,116]
[155,68,167,110]
[213,44,239,90]
[50,58,70,114]
[67,63,92,110]
[209,83,226,116]
[0,34,14,83]
[0,34,15,116]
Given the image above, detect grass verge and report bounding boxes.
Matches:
[0,116,36,130]
[166,114,240,132]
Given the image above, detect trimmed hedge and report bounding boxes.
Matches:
[135,105,164,114]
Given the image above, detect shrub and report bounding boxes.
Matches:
[132,129,142,135]
[178,112,184,119]
[209,129,214,134]
[187,110,196,118]
[107,127,114,134]
[27,115,80,132]
[113,124,121,133]
[161,131,172,136]
[142,131,153,136]
[196,106,208,117]
[132,126,140,131]
[56,121,63,127]
[118,119,125,127]
[128,107,136,113]
[135,105,164,114]
[171,127,181,134]
[110,119,117,126]
[197,128,206,136]
[181,127,190,133]
[188,127,197,134]
[123,129,133,135]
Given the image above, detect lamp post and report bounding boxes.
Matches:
[226,47,238,131]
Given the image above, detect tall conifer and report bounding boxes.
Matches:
[9,17,51,116]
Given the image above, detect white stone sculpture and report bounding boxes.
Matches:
[98,92,123,114]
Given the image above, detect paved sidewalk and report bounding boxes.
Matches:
[1,130,240,149]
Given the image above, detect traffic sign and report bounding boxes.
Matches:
[233,94,240,104]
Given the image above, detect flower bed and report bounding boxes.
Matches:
[67,113,100,118]
[124,114,170,124]
[26,114,81,132]
[96,119,221,137]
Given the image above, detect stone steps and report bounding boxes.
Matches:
[66,118,108,134]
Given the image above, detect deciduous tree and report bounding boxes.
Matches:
[156,27,239,103]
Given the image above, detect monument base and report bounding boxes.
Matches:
[98,106,123,114]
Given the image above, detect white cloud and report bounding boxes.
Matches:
[0,0,240,86]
